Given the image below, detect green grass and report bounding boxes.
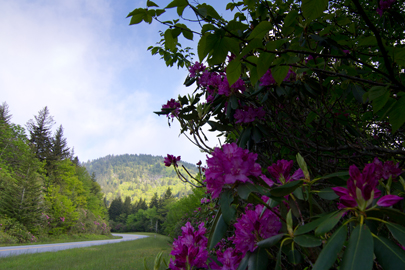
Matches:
[0,233,172,270]
[0,234,120,247]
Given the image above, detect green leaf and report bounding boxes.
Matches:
[197,34,208,62]
[374,235,405,270]
[302,0,328,21]
[257,233,285,248]
[208,213,228,250]
[248,248,268,270]
[367,207,405,225]
[237,183,268,200]
[387,223,405,247]
[319,171,349,179]
[388,97,405,133]
[295,212,336,235]
[296,153,309,180]
[270,180,304,197]
[165,0,187,9]
[315,210,346,236]
[341,224,373,270]
[146,0,159,7]
[287,249,302,265]
[226,59,242,87]
[164,29,177,51]
[317,187,339,200]
[248,21,273,40]
[272,66,290,85]
[294,234,322,247]
[305,111,318,125]
[182,28,193,40]
[312,225,347,270]
[237,252,250,270]
[219,190,236,225]
[257,53,275,79]
[207,121,233,132]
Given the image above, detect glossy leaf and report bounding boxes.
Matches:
[270,180,304,197]
[374,235,405,270]
[317,187,339,200]
[315,210,346,236]
[294,234,322,247]
[219,190,236,225]
[226,59,242,87]
[312,225,347,270]
[272,66,290,85]
[248,248,268,270]
[257,233,285,248]
[341,224,373,270]
[388,97,405,133]
[207,213,228,250]
[367,208,405,225]
[287,249,302,265]
[248,21,273,40]
[237,252,250,270]
[387,223,405,247]
[302,0,328,21]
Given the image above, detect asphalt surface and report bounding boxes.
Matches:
[0,233,148,258]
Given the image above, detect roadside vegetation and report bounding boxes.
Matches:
[0,233,170,270]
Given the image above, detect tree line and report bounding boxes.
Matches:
[0,102,108,244]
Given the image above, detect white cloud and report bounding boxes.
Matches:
[0,0,216,165]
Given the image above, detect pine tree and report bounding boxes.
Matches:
[149,192,159,209]
[0,102,12,124]
[26,106,55,163]
[108,197,123,221]
[51,125,70,161]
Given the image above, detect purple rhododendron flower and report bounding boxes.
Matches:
[200,198,210,204]
[162,99,182,119]
[377,194,403,207]
[234,106,266,124]
[267,160,304,184]
[233,203,282,253]
[188,62,206,78]
[259,68,296,86]
[210,248,243,270]
[205,143,262,198]
[372,157,403,180]
[169,222,208,270]
[164,154,181,167]
[332,163,382,210]
[377,0,395,16]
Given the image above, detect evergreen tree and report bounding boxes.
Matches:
[26,106,55,163]
[51,125,70,161]
[108,197,123,221]
[122,196,132,216]
[0,102,12,124]
[149,192,159,209]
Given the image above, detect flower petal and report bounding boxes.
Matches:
[377,195,404,207]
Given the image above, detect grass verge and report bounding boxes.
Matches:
[0,233,171,270]
[0,234,119,247]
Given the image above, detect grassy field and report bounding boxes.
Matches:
[0,233,172,270]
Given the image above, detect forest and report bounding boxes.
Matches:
[83,153,198,205]
[0,103,109,244]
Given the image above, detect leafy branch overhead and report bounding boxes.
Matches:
[129,0,405,269]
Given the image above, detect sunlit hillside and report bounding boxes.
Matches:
[83,154,199,205]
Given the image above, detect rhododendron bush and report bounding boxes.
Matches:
[129,0,405,269]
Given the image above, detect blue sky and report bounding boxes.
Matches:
[0,0,231,164]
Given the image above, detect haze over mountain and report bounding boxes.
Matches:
[83,154,199,205]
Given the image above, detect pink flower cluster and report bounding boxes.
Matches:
[164,154,181,167]
[210,248,242,270]
[197,70,245,102]
[205,143,262,198]
[232,201,282,253]
[60,217,65,222]
[372,157,403,180]
[332,160,403,210]
[234,106,266,124]
[200,198,210,204]
[188,62,206,78]
[162,99,182,119]
[259,68,296,86]
[169,222,208,270]
[267,160,304,184]
[377,0,395,16]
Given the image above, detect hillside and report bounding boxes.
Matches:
[83,154,199,205]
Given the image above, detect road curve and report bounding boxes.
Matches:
[0,233,148,258]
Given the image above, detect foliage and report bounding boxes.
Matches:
[0,104,109,244]
[128,0,405,269]
[83,154,198,204]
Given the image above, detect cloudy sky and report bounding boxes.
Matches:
[0,0,231,164]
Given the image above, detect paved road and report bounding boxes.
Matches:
[0,233,148,258]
